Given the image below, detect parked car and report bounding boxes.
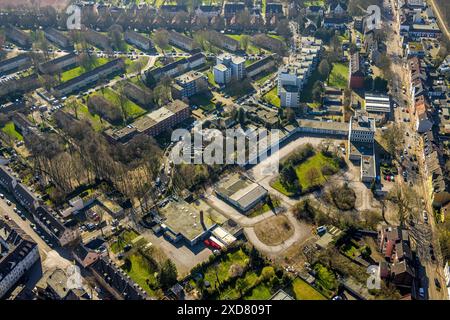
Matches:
[423,211,429,223]
[6,200,11,206]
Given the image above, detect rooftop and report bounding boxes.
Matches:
[216,174,268,210]
[159,199,219,242]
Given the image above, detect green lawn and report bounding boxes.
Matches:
[190,93,215,112]
[205,70,217,86]
[255,71,276,85]
[203,249,250,289]
[1,122,23,141]
[75,103,107,132]
[122,253,158,296]
[244,283,272,300]
[296,152,339,189]
[247,199,281,218]
[60,57,109,82]
[125,56,149,74]
[101,88,146,119]
[225,34,262,54]
[110,229,139,254]
[271,152,339,195]
[292,278,327,300]
[263,87,280,107]
[329,63,349,89]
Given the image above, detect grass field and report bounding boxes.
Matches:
[271,152,339,196]
[122,252,158,296]
[244,283,273,300]
[61,57,109,82]
[247,199,280,218]
[225,34,262,55]
[263,86,280,107]
[125,56,149,74]
[255,71,276,85]
[292,278,327,300]
[203,249,250,289]
[110,229,139,254]
[101,88,146,119]
[1,122,23,141]
[329,63,349,89]
[73,103,107,132]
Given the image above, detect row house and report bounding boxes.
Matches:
[0,219,39,299]
[53,58,125,97]
[0,54,31,76]
[38,53,79,74]
[44,28,73,49]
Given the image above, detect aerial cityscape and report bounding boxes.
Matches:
[0,0,450,304]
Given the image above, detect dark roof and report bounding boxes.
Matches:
[323,16,349,24]
[198,5,221,12]
[160,5,187,12]
[0,54,30,68]
[13,183,38,209]
[44,28,72,45]
[246,55,274,73]
[0,218,37,282]
[0,166,16,191]
[266,3,283,14]
[39,53,77,70]
[187,52,205,63]
[54,58,124,92]
[34,206,66,237]
[224,2,246,13]
[91,257,148,300]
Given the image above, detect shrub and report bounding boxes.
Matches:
[330,183,356,211]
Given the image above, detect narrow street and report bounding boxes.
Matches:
[387,0,448,300]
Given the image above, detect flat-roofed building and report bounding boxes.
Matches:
[297,119,349,137]
[214,53,246,85]
[215,173,268,212]
[158,199,218,246]
[365,93,391,115]
[105,100,190,144]
[348,114,376,182]
[0,218,40,299]
[44,28,73,49]
[172,71,208,99]
[213,63,231,85]
[124,30,155,52]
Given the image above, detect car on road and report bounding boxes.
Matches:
[423,211,429,223]
[418,287,425,299]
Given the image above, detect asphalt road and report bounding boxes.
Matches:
[388,0,448,300]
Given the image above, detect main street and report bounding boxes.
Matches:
[387,0,448,300]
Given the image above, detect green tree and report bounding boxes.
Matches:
[158,259,178,288]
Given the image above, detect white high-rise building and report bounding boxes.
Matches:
[213,54,246,85]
